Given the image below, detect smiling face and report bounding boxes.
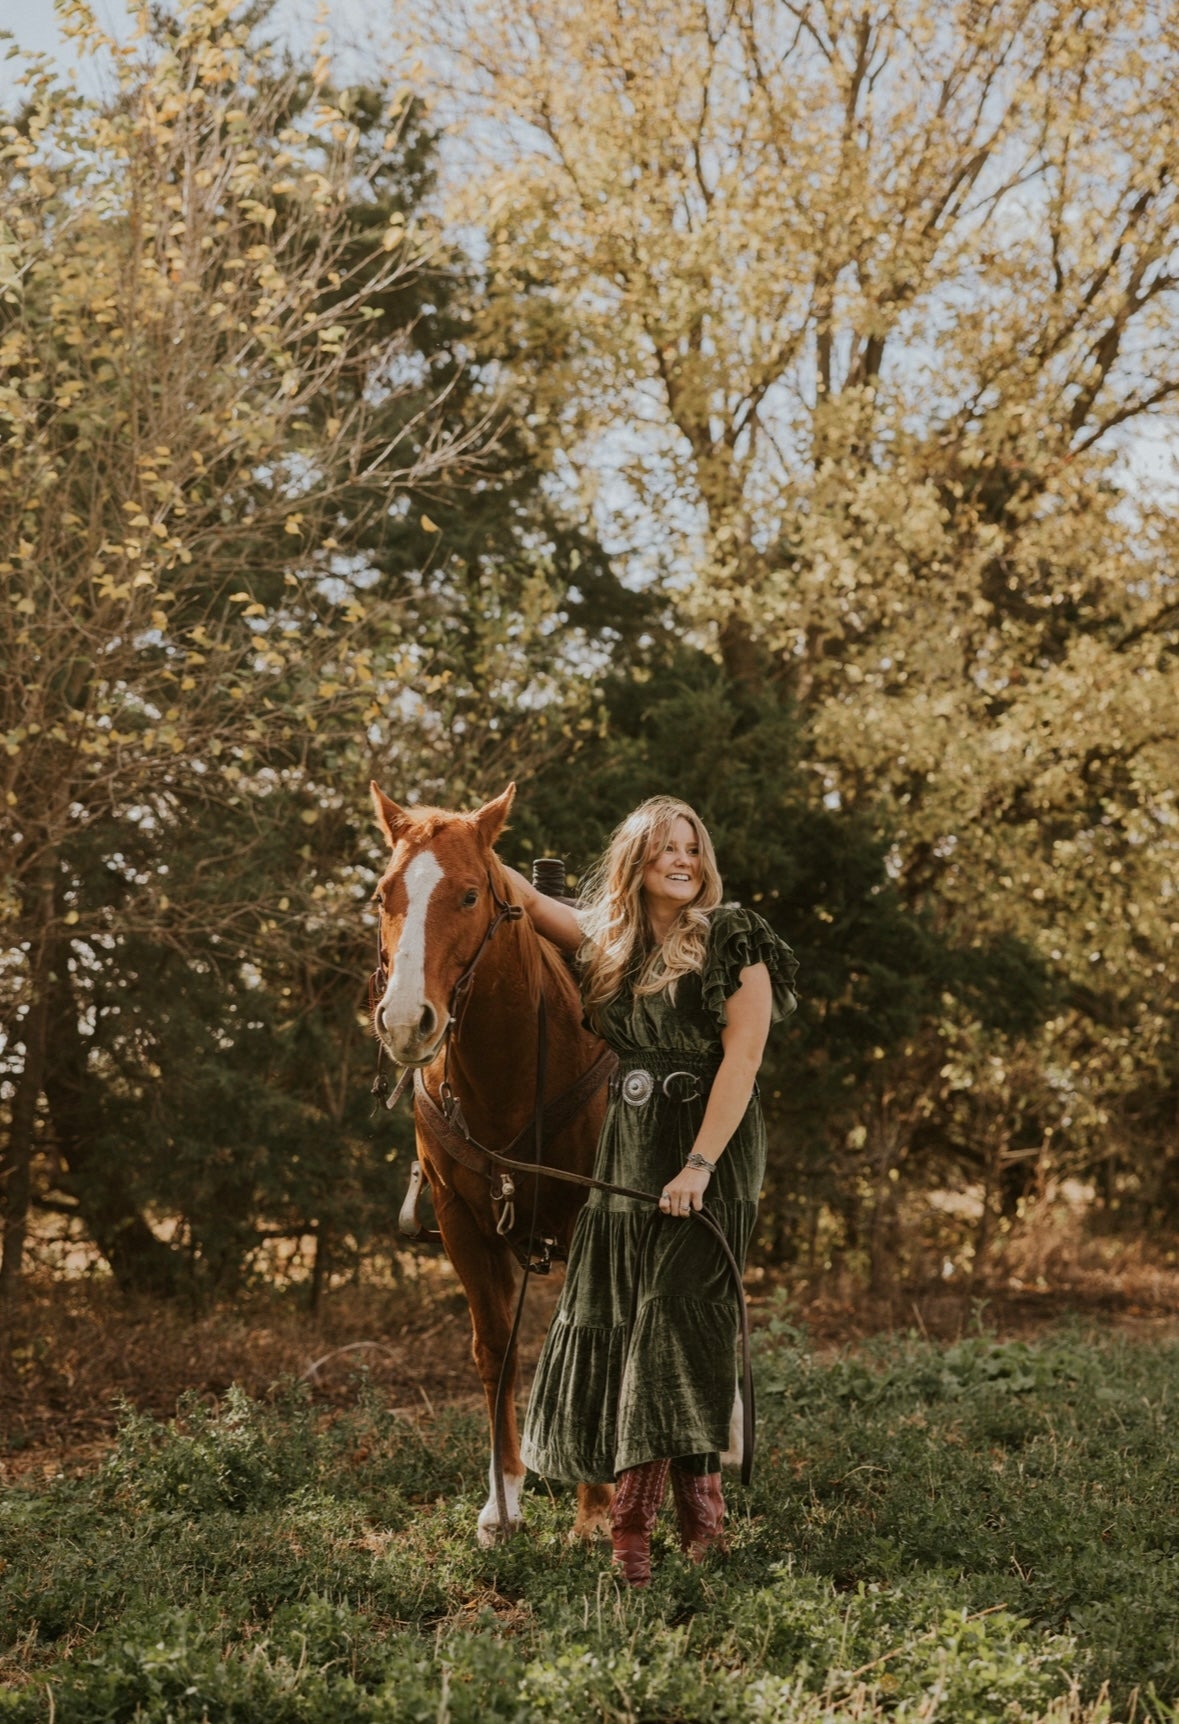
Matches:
[641,815,702,928]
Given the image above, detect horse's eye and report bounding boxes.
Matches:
[462,887,480,908]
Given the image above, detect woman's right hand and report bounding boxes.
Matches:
[502,865,583,954]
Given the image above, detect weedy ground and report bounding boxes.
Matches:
[3,1311,1179,1721]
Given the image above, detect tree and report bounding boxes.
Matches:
[0,1,644,1304]
[431,0,1179,1259]
[512,646,1049,1272]
[0,0,482,1303]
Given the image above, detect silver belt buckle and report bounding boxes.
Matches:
[620,1068,655,1106]
[662,1069,702,1102]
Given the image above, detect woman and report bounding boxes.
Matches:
[504,796,798,1586]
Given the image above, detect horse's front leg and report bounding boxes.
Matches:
[432,1183,525,1546]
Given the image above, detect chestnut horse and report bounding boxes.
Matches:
[369,781,614,1544]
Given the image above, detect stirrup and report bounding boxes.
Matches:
[397,1159,443,1247]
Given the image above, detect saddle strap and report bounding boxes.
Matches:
[413,1058,756,1488]
[412,1045,618,1181]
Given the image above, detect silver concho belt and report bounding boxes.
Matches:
[617,1067,705,1106]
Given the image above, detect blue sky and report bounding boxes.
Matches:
[4,0,1174,498]
[2,0,379,91]
[3,0,125,84]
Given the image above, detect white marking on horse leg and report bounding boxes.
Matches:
[477,1458,524,1546]
[378,848,443,1044]
[720,1385,744,1469]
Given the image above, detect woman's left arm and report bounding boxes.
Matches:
[658,963,773,1218]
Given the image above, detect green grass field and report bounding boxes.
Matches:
[4,1316,1178,1721]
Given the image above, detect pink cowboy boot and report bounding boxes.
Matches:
[610,1459,670,1587]
[670,1464,728,1562]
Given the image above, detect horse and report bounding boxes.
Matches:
[368,781,615,1545]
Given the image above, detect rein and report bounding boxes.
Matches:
[371,869,757,1533]
[416,1079,757,1499]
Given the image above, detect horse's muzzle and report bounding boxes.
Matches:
[375,1009,449,1069]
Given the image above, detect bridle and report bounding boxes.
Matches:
[369,869,524,1104]
[368,864,757,1535]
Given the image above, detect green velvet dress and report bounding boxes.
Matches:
[520,903,798,1484]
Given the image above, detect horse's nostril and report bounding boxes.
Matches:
[419,1004,436,1039]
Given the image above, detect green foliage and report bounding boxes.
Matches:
[444,0,1179,1266]
[516,647,1052,1258]
[0,1,640,1300]
[5,1329,1179,1719]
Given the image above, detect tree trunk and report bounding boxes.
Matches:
[972,1129,997,1284]
[42,954,181,1298]
[718,615,765,695]
[309,1222,330,1315]
[0,857,56,1313]
[0,991,49,1310]
[867,1089,901,1297]
[972,1113,1008,1284]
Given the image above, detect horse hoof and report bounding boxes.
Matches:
[571,1482,615,1542]
[477,1472,525,1546]
[569,1509,612,1543]
[476,1517,519,1547]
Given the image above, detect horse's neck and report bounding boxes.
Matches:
[446,922,563,1116]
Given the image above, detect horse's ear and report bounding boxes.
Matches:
[371,782,410,847]
[471,783,516,848]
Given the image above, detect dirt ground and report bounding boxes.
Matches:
[6,1233,1179,1485]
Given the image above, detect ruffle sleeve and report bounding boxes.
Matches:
[701,903,799,1028]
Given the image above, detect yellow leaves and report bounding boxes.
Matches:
[283,515,304,536]
[420,514,441,533]
[299,807,320,824]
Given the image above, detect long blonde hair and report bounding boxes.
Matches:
[578,797,723,1026]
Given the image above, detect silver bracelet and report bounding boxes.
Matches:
[684,1151,716,1173]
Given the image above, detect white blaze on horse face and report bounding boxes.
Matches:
[378,847,445,1056]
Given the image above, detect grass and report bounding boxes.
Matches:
[3,1314,1179,1721]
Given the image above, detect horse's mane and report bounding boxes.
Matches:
[487,850,580,1012]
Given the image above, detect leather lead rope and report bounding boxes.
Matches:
[439,1000,756,1520]
[488,994,548,1536]
[375,870,757,1516]
[412,1052,758,1500]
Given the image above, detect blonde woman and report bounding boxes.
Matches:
[504,797,798,1587]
